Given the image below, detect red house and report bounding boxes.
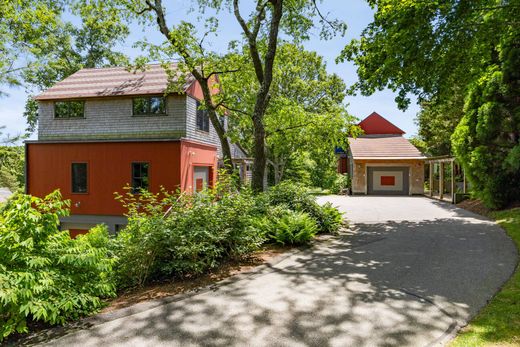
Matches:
[26,65,249,235]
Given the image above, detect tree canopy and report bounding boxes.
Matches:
[112,0,347,191]
[221,42,358,185]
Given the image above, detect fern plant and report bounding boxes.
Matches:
[269,209,318,245]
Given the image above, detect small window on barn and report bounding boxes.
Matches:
[55,101,84,119]
[71,163,88,193]
[196,101,210,132]
[131,162,149,193]
[132,97,166,116]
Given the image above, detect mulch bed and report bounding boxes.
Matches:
[457,199,492,217]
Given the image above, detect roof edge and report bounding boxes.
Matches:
[353,156,427,160]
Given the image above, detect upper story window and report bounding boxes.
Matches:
[55,101,84,119]
[132,96,166,116]
[131,162,149,193]
[71,163,88,193]
[196,101,210,132]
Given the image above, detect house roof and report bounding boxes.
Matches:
[34,64,196,101]
[348,135,425,159]
[359,112,405,135]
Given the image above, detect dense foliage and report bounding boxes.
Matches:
[220,43,359,188]
[341,0,520,208]
[0,192,116,340]
[0,145,24,191]
[113,184,266,288]
[113,181,343,289]
[0,178,343,340]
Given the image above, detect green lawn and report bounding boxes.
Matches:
[451,208,520,347]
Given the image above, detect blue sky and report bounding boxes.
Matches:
[0,0,420,140]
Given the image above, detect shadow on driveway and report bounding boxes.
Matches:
[32,200,517,347]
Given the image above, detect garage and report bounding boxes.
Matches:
[367,167,409,195]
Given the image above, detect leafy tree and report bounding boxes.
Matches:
[415,94,465,156]
[340,0,520,208]
[22,0,130,132]
[117,0,346,191]
[0,0,63,96]
[221,43,357,185]
[0,145,24,191]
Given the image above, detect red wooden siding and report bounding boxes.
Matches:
[358,112,405,135]
[27,140,217,216]
[69,229,89,238]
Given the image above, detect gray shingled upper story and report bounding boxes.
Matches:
[35,65,224,157]
[37,95,222,156]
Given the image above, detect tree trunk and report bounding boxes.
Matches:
[147,0,234,176]
[250,0,283,192]
[199,79,234,175]
[251,111,267,191]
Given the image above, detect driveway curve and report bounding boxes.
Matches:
[40,196,517,347]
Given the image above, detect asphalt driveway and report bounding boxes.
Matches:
[39,196,517,347]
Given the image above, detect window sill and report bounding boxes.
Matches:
[54,117,86,120]
[195,129,210,134]
[132,113,168,117]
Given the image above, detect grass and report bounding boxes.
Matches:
[450,208,520,347]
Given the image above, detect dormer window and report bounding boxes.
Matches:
[132,96,166,116]
[54,101,84,118]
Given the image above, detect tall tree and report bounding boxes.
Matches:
[220,43,357,184]
[119,0,346,191]
[339,0,520,208]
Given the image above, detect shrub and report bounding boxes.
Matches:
[113,184,266,289]
[317,202,343,234]
[330,173,351,194]
[0,191,116,340]
[267,208,318,245]
[266,181,343,233]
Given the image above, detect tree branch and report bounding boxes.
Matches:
[207,68,240,80]
[233,0,266,83]
[235,141,251,158]
[311,0,340,31]
[266,120,316,137]
[217,102,252,117]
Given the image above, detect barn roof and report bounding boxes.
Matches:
[348,135,425,159]
[34,64,196,101]
[359,112,405,135]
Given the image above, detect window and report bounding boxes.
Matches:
[131,162,149,193]
[55,101,84,118]
[71,163,88,193]
[132,97,166,116]
[196,101,210,132]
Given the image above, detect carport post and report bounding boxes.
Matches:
[439,162,444,200]
[451,160,455,203]
[429,163,433,197]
